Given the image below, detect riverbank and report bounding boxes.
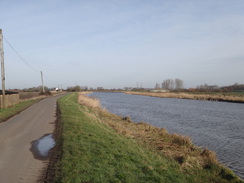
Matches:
[124,91,244,103]
[48,93,242,182]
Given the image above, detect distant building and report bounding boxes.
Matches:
[149,89,170,93]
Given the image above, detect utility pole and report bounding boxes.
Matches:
[41,71,45,93]
[0,29,6,108]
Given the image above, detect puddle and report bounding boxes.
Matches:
[31,134,55,160]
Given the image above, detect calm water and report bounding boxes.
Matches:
[88,92,244,179]
[31,134,55,159]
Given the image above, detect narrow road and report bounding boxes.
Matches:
[0,95,62,183]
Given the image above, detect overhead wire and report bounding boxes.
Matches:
[3,36,56,87]
[3,36,40,72]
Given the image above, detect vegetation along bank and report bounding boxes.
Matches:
[124,91,244,103]
[47,93,243,183]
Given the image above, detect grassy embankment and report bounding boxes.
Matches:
[124,91,244,103]
[51,93,242,183]
[0,97,44,122]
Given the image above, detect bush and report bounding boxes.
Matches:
[39,91,52,96]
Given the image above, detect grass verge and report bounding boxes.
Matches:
[52,93,243,183]
[0,98,44,122]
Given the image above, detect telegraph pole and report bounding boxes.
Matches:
[0,29,6,108]
[41,71,45,93]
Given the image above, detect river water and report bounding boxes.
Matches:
[88,92,244,179]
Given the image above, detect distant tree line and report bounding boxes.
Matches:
[155,78,184,91]
[189,83,244,93]
[22,86,52,95]
[22,86,49,92]
[66,85,88,92]
[221,83,244,92]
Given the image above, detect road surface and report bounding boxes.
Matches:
[0,95,62,183]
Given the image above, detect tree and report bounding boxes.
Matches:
[22,86,48,92]
[162,79,170,90]
[73,85,81,91]
[175,78,184,91]
[162,79,174,90]
[66,85,82,92]
[155,83,160,89]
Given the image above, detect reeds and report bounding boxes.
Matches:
[78,92,101,108]
[125,91,244,103]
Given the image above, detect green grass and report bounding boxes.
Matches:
[0,98,43,122]
[54,93,243,183]
[231,91,244,95]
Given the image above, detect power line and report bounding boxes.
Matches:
[3,35,56,87]
[3,36,39,72]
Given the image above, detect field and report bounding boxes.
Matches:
[49,93,243,183]
[19,92,40,100]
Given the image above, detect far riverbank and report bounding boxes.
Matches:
[124,91,244,103]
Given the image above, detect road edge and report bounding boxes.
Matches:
[40,100,62,183]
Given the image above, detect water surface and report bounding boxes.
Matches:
[31,134,55,159]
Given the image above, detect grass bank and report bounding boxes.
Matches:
[124,91,244,103]
[0,98,44,122]
[52,93,242,183]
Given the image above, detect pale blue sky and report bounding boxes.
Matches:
[1,0,244,89]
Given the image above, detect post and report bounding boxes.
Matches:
[41,71,45,93]
[0,29,6,108]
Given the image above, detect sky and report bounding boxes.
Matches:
[0,0,244,89]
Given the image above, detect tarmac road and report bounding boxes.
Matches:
[0,95,63,183]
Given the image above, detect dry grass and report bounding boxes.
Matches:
[19,92,46,101]
[77,92,221,171]
[125,91,244,103]
[78,92,101,108]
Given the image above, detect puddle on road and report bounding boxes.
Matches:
[31,134,55,160]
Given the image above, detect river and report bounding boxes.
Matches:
[88,92,244,179]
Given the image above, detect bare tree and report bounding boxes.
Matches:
[162,79,174,90]
[162,79,170,90]
[169,79,174,90]
[175,78,184,90]
[155,83,160,89]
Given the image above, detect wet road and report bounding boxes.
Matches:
[0,95,62,183]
